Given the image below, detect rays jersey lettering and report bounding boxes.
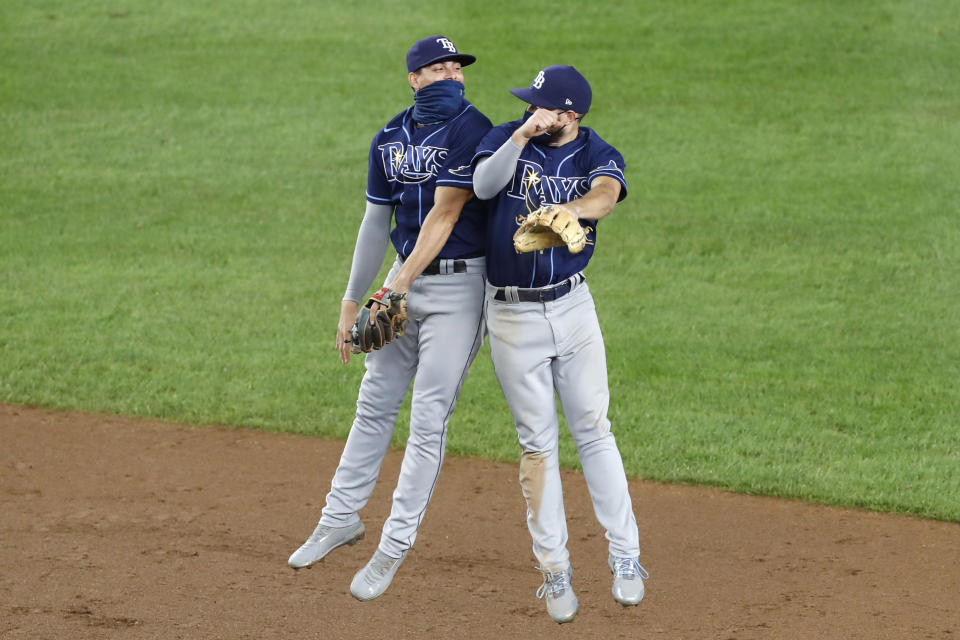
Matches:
[506,159,591,206]
[378,141,449,184]
[473,121,628,288]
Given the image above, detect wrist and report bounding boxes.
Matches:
[510,129,531,146]
[391,274,413,293]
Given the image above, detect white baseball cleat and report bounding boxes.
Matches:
[350,549,408,601]
[287,521,365,569]
[536,566,578,624]
[608,554,649,606]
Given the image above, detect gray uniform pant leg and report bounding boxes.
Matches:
[377,265,487,557]
[551,285,640,560]
[320,320,418,527]
[486,281,640,571]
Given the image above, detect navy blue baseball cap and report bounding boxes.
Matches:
[509,65,592,114]
[406,35,476,73]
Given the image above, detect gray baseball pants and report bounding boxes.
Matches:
[485,276,640,572]
[320,256,486,558]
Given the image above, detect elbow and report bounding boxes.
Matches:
[600,196,619,217]
[473,184,496,200]
[592,181,622,219]
[434,204,465,226]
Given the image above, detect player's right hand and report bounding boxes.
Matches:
[370,280,411,318]
[515,108,561,141]
[336,300,360,364]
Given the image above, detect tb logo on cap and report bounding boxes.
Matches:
[436,37,457,53]
[532,70,546,89]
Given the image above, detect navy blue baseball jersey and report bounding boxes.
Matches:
[366,102,492,259]
[473,119,628,288]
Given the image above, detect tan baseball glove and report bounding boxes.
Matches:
[513,204,587,254]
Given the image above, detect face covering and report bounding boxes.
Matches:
[412,79,465,124]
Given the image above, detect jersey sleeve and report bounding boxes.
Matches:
[586,135,629,202]
[471,122,514,167]
[365,125,397,205]
[435,108,493,190]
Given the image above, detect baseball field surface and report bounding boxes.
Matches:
[3,404,958,639]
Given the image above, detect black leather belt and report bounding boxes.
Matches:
[422,258,467,275]
[493,274,584,303]
[399,255,468,275]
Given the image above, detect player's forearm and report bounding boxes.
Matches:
[563,177,621,221]
[342,201,394,303]
[391,187,472,290]
[473,140,522,199]
[392,213,457,289]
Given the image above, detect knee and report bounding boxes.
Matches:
[407,406,453,445]
[406,422,445,449]
[573,429,617,455]
[515,420,559,453]
[569,412,612,444]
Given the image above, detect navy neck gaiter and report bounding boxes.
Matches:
[412,79,465,124]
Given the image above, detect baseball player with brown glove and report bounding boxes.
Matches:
[287,35,491,602]
[472,65,648,624]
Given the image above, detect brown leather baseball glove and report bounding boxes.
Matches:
[350,287,408,353]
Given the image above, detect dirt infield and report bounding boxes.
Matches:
[2,404,958,639]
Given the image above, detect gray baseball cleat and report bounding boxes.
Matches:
[350,549,408,601]
[287,521,365,569]
[536,566,578,624]
[608,554,649,606]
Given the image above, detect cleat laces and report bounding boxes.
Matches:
[535,567,571,599]
[613,557,650,580]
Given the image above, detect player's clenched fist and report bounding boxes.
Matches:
[515,108,562,140]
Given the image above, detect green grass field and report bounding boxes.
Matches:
[2,1,958,521]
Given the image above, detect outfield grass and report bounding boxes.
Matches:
[2,1,958,521]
